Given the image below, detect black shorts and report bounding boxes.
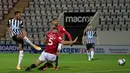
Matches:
[86,43,95,50]
[12,35,24,45]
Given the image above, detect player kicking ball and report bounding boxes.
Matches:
[7,11,41,70]
[25,27,78,71]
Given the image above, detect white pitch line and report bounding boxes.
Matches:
[1,68,130,73]
[76,69,130,73]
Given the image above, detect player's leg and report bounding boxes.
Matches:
[25,59,42,71]
[17,43,24,70]
[12,35,24,70]
[86,44,91,61]
[25,51,47,71]
[38,62,55,71]
[54,43,62,70]
[40,44,62,71]
[90,43,95,60]
[46,52,56,70]
[54,55,58,70]
[17,34,41,50]
[38,62,51,70]
[90,48,94,60]
[87,50,91,61]
[38,52,56,71]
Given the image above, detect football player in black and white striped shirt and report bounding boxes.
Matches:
[82,25,99,61]
[7,11,41,70]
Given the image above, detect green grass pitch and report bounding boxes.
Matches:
[0,54,130,73]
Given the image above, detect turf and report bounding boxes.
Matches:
[0,54,130,73]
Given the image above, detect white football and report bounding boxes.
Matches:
[118,58,126,66]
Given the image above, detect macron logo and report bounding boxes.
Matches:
[65,16,90,23]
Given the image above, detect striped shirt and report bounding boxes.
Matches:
[85,30,97,44]
[8,18,24,37]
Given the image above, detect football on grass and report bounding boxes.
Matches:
[118,58,126,66]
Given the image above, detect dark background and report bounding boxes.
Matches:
[64,12,95,44]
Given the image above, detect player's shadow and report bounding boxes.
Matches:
[8,66,31,73]
[90,58,103,61]
[59,66,73,70]
[8,70,33,73]
[93,58,100,60]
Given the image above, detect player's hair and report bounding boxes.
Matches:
[14,11,21,15]
[52,18,57,21]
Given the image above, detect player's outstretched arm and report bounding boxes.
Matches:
[21,28,27,36]
[61,37,78,45]
[61,27,72,41]
[82,35,85,45]
[64,30,72,41]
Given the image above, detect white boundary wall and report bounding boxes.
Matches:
[60,45,130,54]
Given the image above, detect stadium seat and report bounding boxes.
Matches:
[85,7,91,12]
[8,2,13,9]
[125,18,130,24]
[91,7,97,12]
[5,38,11,44]
[119,18,124,25]
[112,18,119,24]
[24,8,30,14]
[123,12,129,18]
[110,11,117,18]
[26,20,32,28]
[116,12,123,18]
[0,10,3,20]
[127,6,130,12]
[1,0,130,45]
[121,6,127,12]
[34,39,39,45]
[73,7,79,12]
[30,13,36,20]
[27,33,33,38]
[11,40,16,44]
[0,38,5,44]
[106,18,112,25]
[101,18,106,25]
[26,27,32,32]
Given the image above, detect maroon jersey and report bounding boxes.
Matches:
[57,25,72,40]
[44,31,62,55]
[51,25,72,40]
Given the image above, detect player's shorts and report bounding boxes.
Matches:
[39,51,56,63]
[86,43,95,50]
[12,35,24,45]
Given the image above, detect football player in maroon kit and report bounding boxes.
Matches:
[25,27,78,71]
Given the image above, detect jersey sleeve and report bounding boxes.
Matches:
[19,20,24,28]
[57,36,62,43]
[61,27,72,40]
[94,31,97,36]
[7,19,11,27]
[83,31,86,35]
